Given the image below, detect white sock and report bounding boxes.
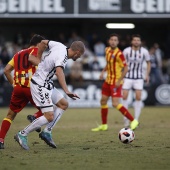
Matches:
[20,116,49,136]
[134,100,142,121]
[44,107,64,133]
[122,100,129,126]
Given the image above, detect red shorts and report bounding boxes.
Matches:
[101,82,122,97]
[9,85,38,113]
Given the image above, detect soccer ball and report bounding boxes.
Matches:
[118,128,135,144]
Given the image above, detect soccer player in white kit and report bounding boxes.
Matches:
[14,40,85,150]
[122,34,151,127]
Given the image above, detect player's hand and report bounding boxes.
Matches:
[145,75,150,84]
[115,80,121,88]
[99,73,104,80]
[66,92,80,100]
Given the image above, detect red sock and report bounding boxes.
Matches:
[33,110,43,118]
[116,104,134,121]
[0,118,12,142]
[101,105,108,124]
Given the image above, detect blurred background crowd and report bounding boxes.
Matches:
[0,30,170,87]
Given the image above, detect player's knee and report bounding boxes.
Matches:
[112,102,119,108]
[56,98,69,110]
[44,112,54,122]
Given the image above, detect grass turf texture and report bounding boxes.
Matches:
[0,107,170,170]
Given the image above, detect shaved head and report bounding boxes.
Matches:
[70,41,85,54]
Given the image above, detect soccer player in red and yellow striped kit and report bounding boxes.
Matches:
[91,33,139,132]
[0,35,45,149]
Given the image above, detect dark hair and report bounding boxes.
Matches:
[131,34,141,40]
[109,33,120,40]
[29,34,45,46]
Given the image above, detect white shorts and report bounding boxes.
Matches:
[122,78,144,90]
[30,82,64,113]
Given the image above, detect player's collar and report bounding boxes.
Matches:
[66,47,69,58]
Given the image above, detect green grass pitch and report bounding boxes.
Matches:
[0,107,170,170]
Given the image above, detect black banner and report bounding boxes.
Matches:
[0,0,170,18]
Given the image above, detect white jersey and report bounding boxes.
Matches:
[32,41,68,88]
[123,47,150,79]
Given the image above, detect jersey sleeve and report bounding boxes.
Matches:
[144,49,150,61]
[54,50,68,69]
[28,47,38,56]
[8,58,14,67]
[48,41,60,49]
[119,52,127,67]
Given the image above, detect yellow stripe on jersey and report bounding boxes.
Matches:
[105,47,124,85]
[29,49,34,55]
[15,71,19,84]
[20,71,26,86]
[8,58,14,67]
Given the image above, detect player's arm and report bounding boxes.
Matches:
[4,64,14,86]
[29,41,48,66]
[145,60,151,84]
[28,54,41,66]
[99,65,107,80]
[116,53,128,87]
[117,65,128,85]
[55,66,80,100]
[145,50,151,84]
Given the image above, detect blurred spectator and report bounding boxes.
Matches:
[93,39,105,56]
[0,31,5,49]
[0,59,5,85]
[68,31,81,45]
[87,33,99,52]
[119,39,127,51]
[90,56,101,71]
[81,54,90,70]
[57,32,67,45]
[66,61,84,87]
[0,48,10,65]
[149,46,164,85]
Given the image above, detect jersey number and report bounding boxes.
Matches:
[17,53,30,70]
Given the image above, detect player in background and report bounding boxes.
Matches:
[14,39,85,150]
[122,34,151,127]
[91,33,139,132]
[0,34,45,149]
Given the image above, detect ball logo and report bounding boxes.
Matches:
[155,84,170,105]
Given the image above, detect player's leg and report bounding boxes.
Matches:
[134,90,142,121]
[113,97,139,130]
[91,82,110,131]
[14,83,54,150]
[0,85,28,149]
[39,88,68,148]
[111,84,139,130]
[122,90,130,127]
[122,78,133,127]
[0,109,17,149]
[25,88,43,132]
[133,79,143,121]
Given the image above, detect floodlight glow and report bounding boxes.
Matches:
[106,23,135,29]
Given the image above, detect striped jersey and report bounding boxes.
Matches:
[105,47,127,85]
[32,41,68,88]
[8,47,38,87]
[123,47,150,79]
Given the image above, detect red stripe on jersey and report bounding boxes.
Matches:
[105,47,126,85]
[13,48,38,87]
